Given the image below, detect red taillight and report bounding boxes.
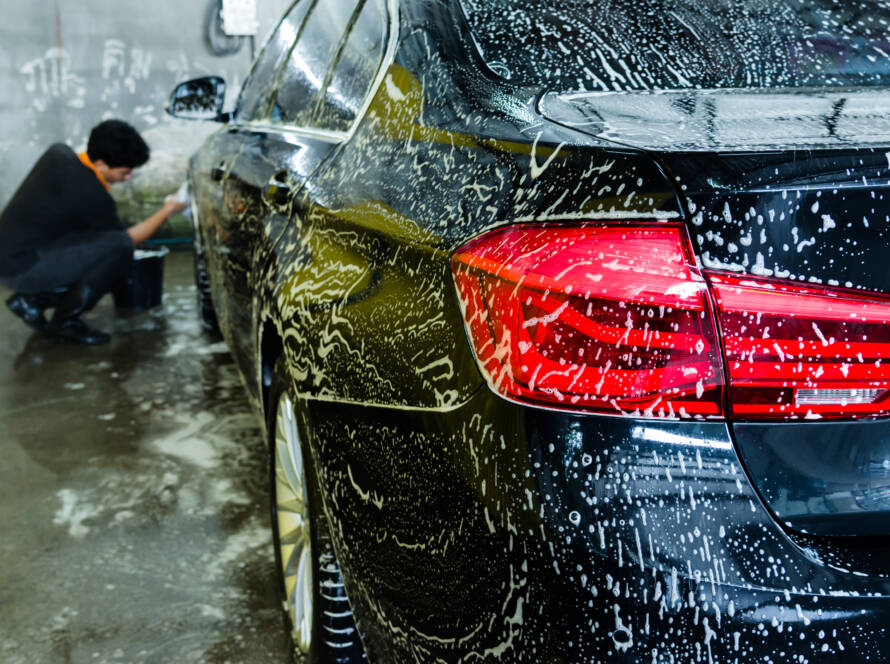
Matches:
[451,223,725,418]
[452,222,890,421]
[708,272,890,419]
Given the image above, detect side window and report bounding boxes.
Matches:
[270,0,357,126]
[235,0,312,121]
[313,0,387,132]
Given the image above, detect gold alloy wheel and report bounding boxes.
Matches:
[274,394,313,654]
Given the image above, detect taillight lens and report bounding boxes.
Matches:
[452,221,890,421]
[709,272,890,419]
[451,223,724,418]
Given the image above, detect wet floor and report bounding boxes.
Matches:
[0,251,292,663]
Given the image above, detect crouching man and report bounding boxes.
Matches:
[0,119,187,344]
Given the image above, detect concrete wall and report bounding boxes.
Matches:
[0,0,292,229]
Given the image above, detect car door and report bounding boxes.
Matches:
[208,0,385,384]
[192,0,309,363]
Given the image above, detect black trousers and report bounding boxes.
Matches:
[2,230,133,299]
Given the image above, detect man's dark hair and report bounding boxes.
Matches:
[86,119,150,168]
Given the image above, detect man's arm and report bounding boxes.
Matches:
[127,199,188,246]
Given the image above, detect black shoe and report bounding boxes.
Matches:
[48,317,111,345]
[48,282,110,344]
[6,293,49,333]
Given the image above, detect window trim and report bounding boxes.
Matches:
[234,0,314,121]
[231,0,399,144]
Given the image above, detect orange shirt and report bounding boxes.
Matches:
[77,151,111,192]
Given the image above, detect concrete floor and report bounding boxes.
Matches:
[0,251,292,663]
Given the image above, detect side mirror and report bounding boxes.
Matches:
[166,76,228,121]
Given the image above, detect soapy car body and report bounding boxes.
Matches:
[187,0,890,660]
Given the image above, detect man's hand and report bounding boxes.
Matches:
[127,198,188,246]
[163,198,188,216]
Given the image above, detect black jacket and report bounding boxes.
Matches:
[0,144,123,276]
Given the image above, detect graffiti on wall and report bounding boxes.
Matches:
[101,39,158,126]
[16,38,219,133]
[102,39,153,91]
[19,48,86,111]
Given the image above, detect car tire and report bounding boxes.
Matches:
[268,364,366,664]
[193,240,220,334]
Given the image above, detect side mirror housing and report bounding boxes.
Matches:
[166,76,229,122]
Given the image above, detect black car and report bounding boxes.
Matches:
[168,0,890,661]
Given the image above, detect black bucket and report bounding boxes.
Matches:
[113,246,169,312]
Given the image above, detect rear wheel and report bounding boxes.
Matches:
[269,367,365,663]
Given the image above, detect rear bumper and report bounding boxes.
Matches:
[524,408,890,661]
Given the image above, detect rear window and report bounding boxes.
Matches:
[461,0,890,92]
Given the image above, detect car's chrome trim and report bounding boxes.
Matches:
[231,0,400,145]
[229,122,347,143]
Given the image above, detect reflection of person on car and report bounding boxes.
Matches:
[0,120,187,345]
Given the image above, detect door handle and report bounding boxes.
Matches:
[263,171,291,206]
[210,162,226,181]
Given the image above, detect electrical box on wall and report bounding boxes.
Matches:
[220,0,258,36]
